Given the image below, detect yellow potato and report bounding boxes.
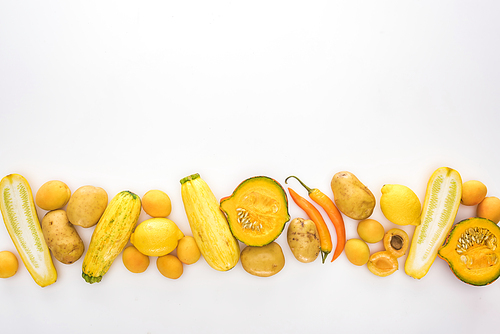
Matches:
[287,218,320,263]
[41,210,85,264]
[331,171,376,220]
[240,242,285,277]
[36,180,71,211]
[67,185,108,228]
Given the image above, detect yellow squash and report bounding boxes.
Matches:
[82,190,141,283]
[405,167,462,279]
[180,173,240,271]
[0,174,57,287]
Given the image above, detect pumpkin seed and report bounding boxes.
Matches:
[456,228,497,253]
[236,207,264,232]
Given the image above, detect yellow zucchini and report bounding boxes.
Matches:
[82,190,141,283]
[405,167,462,279]
[180,173,240,271]
[0,174,57,287]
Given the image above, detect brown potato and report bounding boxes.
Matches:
[67,185,108,228]
[287,218,320,263]
[41,210,85,264]
[331,171,376,220]
[240,242,285,277]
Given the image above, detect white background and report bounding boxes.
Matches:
[1,1,499,333]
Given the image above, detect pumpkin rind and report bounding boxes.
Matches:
[438,217,500,286]
[220,176,290,247]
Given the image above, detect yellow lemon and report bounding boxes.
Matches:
[130,218,184,256]
[380,184,421,226]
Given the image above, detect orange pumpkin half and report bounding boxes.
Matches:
[438,217,500,286]
[220,176,290,247]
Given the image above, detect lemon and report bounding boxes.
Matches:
[130,218,184,256]
[380,184,421,226]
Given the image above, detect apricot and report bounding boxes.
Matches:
[344,239,370,266]
[176,236,201,265]
[36,180,71,211]
[0,251,18,278]
[357,219,385,243]
[157,254,183,279]
[142,190,172,218]
[367,251,398,277]
[383,228,409,258]
[461,180,487,206]
[122,246,150,273]
[477,196,500,224]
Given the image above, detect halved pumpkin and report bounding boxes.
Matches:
[220,176,290,247]
[438,217,500,286]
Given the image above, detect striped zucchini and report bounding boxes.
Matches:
[82,190,141,283]
[180,174,240,271]
[0,174,57,287]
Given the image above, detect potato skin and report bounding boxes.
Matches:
[331,171,376,220]
[67,185,108,228]
[240,242,285,277]
[41,210,85,264]
[287,218,320,263]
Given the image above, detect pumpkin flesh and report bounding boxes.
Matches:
[220,176,290,247]
[438,217,500,286]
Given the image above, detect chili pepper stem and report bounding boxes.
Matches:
[321,250,330,264]
[285,176,313,193]
[287,187,333,264]
[286,175,346,264]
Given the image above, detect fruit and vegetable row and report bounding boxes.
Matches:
[0,167,499,287]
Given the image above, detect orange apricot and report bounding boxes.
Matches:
[0,251,19,278]
[383,228,409,258]
[477,196,500,224]
[461,180,487,206]
[367,251,398,277]
[142,190,172,218]
[157,254,183,279]
[122,246,150,273]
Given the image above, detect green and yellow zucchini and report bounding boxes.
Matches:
[82,190,141,283]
